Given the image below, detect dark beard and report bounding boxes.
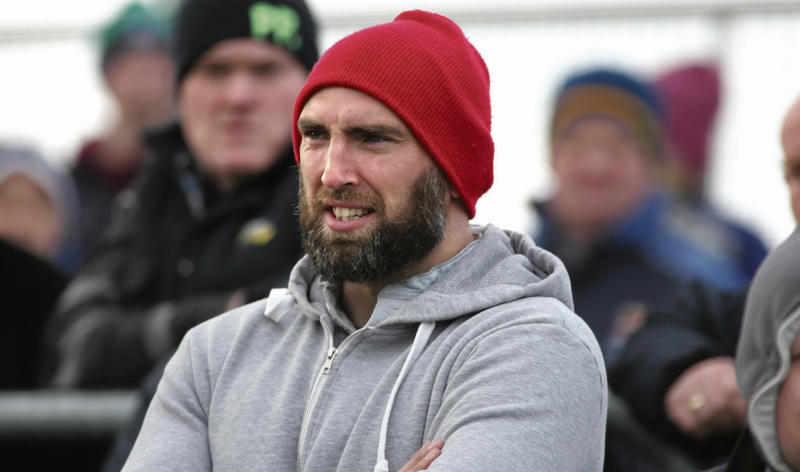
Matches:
[298,167,448,285]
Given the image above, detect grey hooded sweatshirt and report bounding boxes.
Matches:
[123,225,607,471]
[736,226,800,472]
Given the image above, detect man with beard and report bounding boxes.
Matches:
[123,10,607,472]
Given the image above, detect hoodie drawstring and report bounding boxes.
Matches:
[373,321,436,472]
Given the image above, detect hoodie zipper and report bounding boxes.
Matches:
[296,317,369,471]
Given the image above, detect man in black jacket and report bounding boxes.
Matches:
[610,91,800,469]
[43,0,319,389]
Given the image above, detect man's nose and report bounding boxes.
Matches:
[222,72,257,107]
[580,145,618,174]
[320,137,359,189]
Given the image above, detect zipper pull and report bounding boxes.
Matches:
[322,346,337,374]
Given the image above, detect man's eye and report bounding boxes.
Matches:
[363,134,386,144]
[200,64,229,78]
[786,163,800,181]
[253,63,281,78]
[303,129,324,139]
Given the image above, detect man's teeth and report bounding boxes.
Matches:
[332,207,369,221]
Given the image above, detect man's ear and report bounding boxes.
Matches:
[446,186,471,220]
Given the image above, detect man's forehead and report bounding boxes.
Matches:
[195,38,300,67]
[782,118,800,161]
[782,97,800,139]
[299,87,406,126]
[559,115,636,141]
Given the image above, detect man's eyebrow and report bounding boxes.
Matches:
[344,124,408,140]
[297,118,325,131]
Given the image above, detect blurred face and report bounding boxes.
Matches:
[0,174,62,259]
[782,107,800,222]
[550,118,653,237]
[777,331,800,470]
[179,39,307,192]
[297,87,448,284]
[105,49,175,126]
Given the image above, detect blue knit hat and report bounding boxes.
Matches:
[551,67,664,157]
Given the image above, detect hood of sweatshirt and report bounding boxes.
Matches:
[736,225,800,471]
[283,224,574,331]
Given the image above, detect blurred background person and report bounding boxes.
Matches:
[42,0,319,391]
[530,67,750,360]
[529,66,755,471]
[0,144,77,388]
[610,282,747,469]
[654,61,768,279]
[785,93,800,222]
[609,91,800,470]
[0,144,79,274]
[71,2,175,259]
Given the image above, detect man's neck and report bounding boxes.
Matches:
[340,210,474,328]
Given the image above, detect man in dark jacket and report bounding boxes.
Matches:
[610,283,747,467]
[71,2,175,260]
[534,67,755,471]
[531,67,750,362]
[611,91,800,469]
[43,0,319,389]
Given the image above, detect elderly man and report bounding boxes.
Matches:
[43,0,318,389]
[123,10,607,472]
[532,67,752,362]
[610,93,800,470]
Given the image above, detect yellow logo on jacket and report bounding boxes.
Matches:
[238,218,277,246]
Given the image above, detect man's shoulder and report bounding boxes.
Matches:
[483,294,585,325]
[187,298,273,345]
[455,296,607,404]
[187,288,310,345]
[472,295,601,354]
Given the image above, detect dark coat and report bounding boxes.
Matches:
[71,139,147,259]
[705,428,768,472]
[0,237,67,388]
[43,122,303,388]
[609,282,746,467]
[532,195,754,471]
[532,194,749,358]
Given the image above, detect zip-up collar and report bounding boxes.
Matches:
[263,285,438,472]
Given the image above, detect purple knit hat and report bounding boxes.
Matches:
[654,62,721,173]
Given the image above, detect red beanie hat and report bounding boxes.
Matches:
[292,10,493,218]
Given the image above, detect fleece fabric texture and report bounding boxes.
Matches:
[735,225,800,471]
[123,225,607,471]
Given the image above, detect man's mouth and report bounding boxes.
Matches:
[330,206,374,222]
